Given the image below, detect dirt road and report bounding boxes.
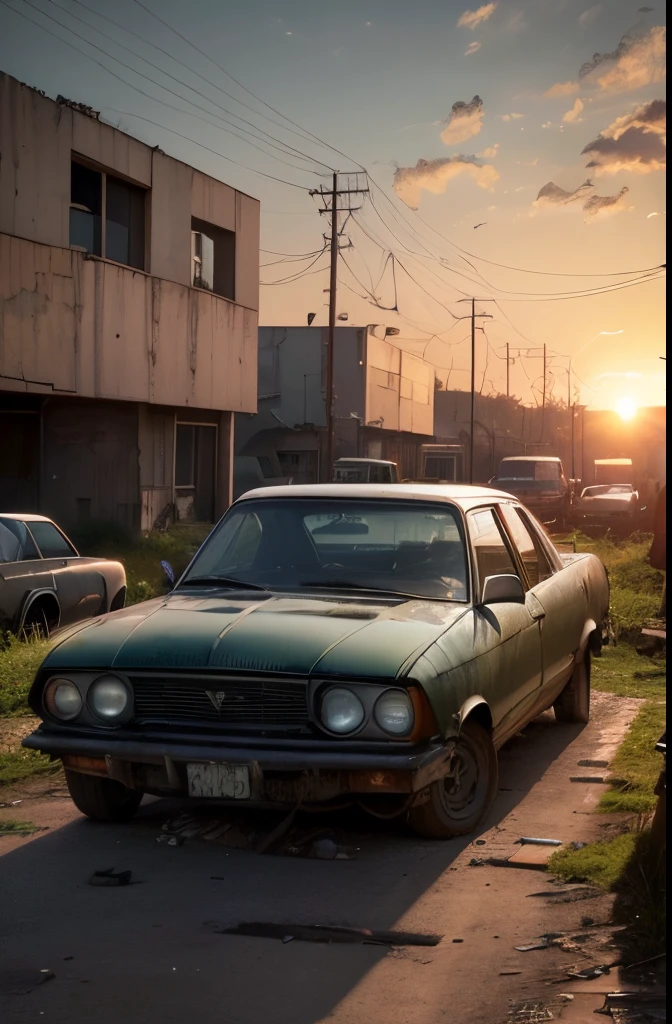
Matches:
[0,693,641,1024]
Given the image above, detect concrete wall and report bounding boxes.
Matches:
[0,73,259,311]
[365,335,434,435]
[40,399,141,531]
[0,234,257,412]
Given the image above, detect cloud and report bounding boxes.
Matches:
[578,5,602,27]
[533,179,633,219]
[579,24,666,94]
[583,186,632,217]
[505,10,528,33]
[478,143,500,158]
[500,112,524,121]
[517,157,539,166]
[465,41,482,56]
[545,80,580,97]
[393,156,500,209]
[457,4,497,29]
[563,98,585,122]
[647,211,659,217]
[440,96,484,145]
[581,99,666,174]
[595,371,643,380]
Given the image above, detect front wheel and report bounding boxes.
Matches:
[65,769,143,822]
[554,651,591,724]
[408,721,498,839]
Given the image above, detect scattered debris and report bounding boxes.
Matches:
[571,841,588,850]
[517,837,563,847]
[312,838,339,860]
[486,857,548,871]
[218,923,442,946]
[156,834,185,847]
[577,759,609,768]
[255,806,300,855]
[597,991,666,1019]
[567,964,611,980]
[452,938,464,944]
[88,868,133,887]
[500,970,523,976]
[569,776,606,784]
[282,936,294,944]
[469,857,486,866]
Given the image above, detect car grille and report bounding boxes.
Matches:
[131,676,310,731]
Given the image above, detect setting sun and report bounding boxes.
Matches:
[615,397,638,421]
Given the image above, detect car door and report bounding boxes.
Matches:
[26,521,105,626]
[465,507,543,740]
[498,503,585,702]
[0,518,54,630]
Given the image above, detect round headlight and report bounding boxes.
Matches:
[88,674,129,720]
[374,690,414,736]
[321,688,365,734]
[45,678,82,720]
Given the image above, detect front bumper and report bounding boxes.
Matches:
[23,726,453,806]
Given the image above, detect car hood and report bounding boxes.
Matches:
[42,590,469,679]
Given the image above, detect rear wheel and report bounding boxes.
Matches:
[408,721,498,839]
[65,770,143,822]
[554,651,591,724]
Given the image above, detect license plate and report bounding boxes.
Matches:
[186,763,251,800]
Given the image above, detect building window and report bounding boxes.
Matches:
[191,217,235,300]
[70,158,146,271]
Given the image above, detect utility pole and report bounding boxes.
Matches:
[506,343,510,399]
[457,298,493,484]
[568,359,575,480]
[312,173,369,481]
[540,343,547,443]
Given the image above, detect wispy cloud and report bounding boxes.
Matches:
[479,143,500,158]
[581,99,666,175]
[533,179,633,219]
[578,5,602,28]
[465,41,482,56]
[545,80,580,97]
[563,98,585,122]
[457,4,497,30]
[441,96,485,145]
[647,211,660,218]
[393,156,499,209]
[505,10,528,34]
[500,112,525,121]
[579,24,666,94]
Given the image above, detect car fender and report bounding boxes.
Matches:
[454,695,493,734]
[19,587,62,631]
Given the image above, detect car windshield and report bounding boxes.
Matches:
[581,484,633,498]
[181,499,469,602]
[497,461,561,482]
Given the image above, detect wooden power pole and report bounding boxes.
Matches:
[313,173,369,481]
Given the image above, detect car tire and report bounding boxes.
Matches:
[21,606,51,640]
[554,651,591,724]
[64,770,143,822]
[408,721,499,839]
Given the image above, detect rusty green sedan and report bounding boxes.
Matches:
[23,484,609,838]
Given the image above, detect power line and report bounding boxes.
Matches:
[260,248,329,285]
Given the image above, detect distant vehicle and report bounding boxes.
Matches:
[489,456,570,527]
[333,458,399,483]
[0,514,126,637]
[415,443,465,483]
[593,458,633,486]
[573,483,641,533]
[23,483,608,839]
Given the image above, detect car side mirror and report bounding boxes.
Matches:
[480,574,525,606]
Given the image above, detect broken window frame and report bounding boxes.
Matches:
[69,155,147,271]
[190,217,236,301]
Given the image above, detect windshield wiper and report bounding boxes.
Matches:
[178,575,268,591]
[298,580,419,600]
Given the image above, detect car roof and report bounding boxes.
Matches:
[0,513,55,523]
[500,456,561,462]
[236,483,518,509]
[334,458,396,466]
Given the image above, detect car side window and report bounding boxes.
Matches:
[517,508,563,573]
[468,508,520,587]
[26,522,76,559]
[0,519,40,562]
[498,504,553,587]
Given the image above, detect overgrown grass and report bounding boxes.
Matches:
[562,530,664,636]
[0,634,52,716]
[0,748,58,785]
[599,701,666,814]
[592,644,666,700]
[71,521,212,605]
[549,828,666,961]
[0,818,42,836]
